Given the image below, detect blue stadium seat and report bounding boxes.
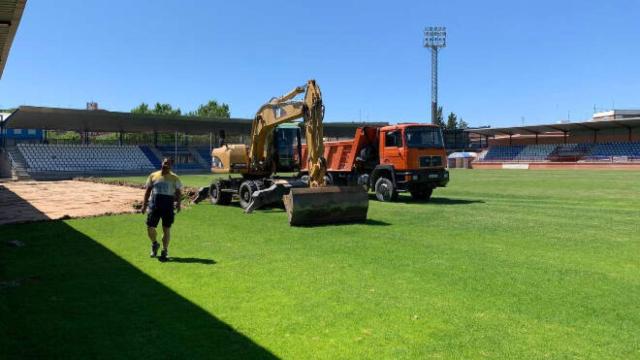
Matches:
[584,142,640,161]
[139,145,161,168]
[483,145,525,161]
[481,142,640,162]
[17,144,155,172]
[193,147,213,166]
[515,144,557,161]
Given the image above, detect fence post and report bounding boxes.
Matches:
[174,131,178,165]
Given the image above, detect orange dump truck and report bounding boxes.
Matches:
[302,123,449,201]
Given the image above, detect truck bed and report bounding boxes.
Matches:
[301,127,378,172]
[302,140,356,172]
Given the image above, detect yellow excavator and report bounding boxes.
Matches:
[209,80,368,226]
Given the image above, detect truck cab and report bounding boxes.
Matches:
[372,123,449,201]
[302,123,449,202]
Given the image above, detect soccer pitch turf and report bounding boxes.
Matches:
[1,170,639,359]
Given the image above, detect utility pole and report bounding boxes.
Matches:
[424,26,447,124]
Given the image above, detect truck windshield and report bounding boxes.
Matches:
[404,127,444,148]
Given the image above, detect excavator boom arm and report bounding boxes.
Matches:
[242,79,368,226]
[248,80,326,187]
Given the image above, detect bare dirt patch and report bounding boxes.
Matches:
[0,180,144,225]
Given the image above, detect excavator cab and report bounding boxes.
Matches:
[271,125,302,173]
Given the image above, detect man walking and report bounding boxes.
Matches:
[141,158,182,262]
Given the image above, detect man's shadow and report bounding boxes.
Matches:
[165,257,216,265]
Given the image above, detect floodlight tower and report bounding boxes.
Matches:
[424,26,447,124]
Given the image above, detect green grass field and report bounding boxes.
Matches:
[1,170,639,359]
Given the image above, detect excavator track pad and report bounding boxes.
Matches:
[283,186,369,226]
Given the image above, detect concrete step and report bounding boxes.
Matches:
[5,147,32,180]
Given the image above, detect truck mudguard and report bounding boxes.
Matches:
[370,165,397,188]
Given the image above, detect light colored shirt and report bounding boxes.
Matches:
[145,170,182,197]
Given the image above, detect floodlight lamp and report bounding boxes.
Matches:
[423,26,447,48]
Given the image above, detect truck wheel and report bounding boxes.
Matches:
[410,188,433,201]
[210,182,231,205]
[238,181,256,210]
[375,177,397,202]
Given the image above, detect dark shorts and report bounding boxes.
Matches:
[146,207,175,228]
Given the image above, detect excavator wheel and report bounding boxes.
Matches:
[283,186,369,226]
[210,182,232,205]
[238,181,258,210]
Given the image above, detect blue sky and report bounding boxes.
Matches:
[1,0,639,127]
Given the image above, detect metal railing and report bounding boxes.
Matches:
[475,159,551,163]
[581,156,640,163]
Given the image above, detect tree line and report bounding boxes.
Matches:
[432,106,469,130]
[130,101,471,130]
[131,100,231,118]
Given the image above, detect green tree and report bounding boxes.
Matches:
[189,100,230,118]
[458,118,469,129]
[131,102,181,116]
[131,103,150,114]
[152,103,181,116]
[446,112,458,130]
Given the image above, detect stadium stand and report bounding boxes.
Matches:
[155,145,208,171]
[482,145,525,160]
[3,105,639,177]
[156,145,192,155]
[586,142,640,158]
[548,143,594,161]
[17,144,155,172]
[196,147,213,166]
[477,142,640,162]
[553,143,593,157]
[139,145,162,168]
[465,115,640,168]
[514,144,557,161]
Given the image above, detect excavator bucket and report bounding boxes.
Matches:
[283,186,369,226]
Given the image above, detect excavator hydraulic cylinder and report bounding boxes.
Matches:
[283,186,369,226]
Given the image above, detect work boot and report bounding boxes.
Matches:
[158,249,169,262]
[150,241,160,257]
